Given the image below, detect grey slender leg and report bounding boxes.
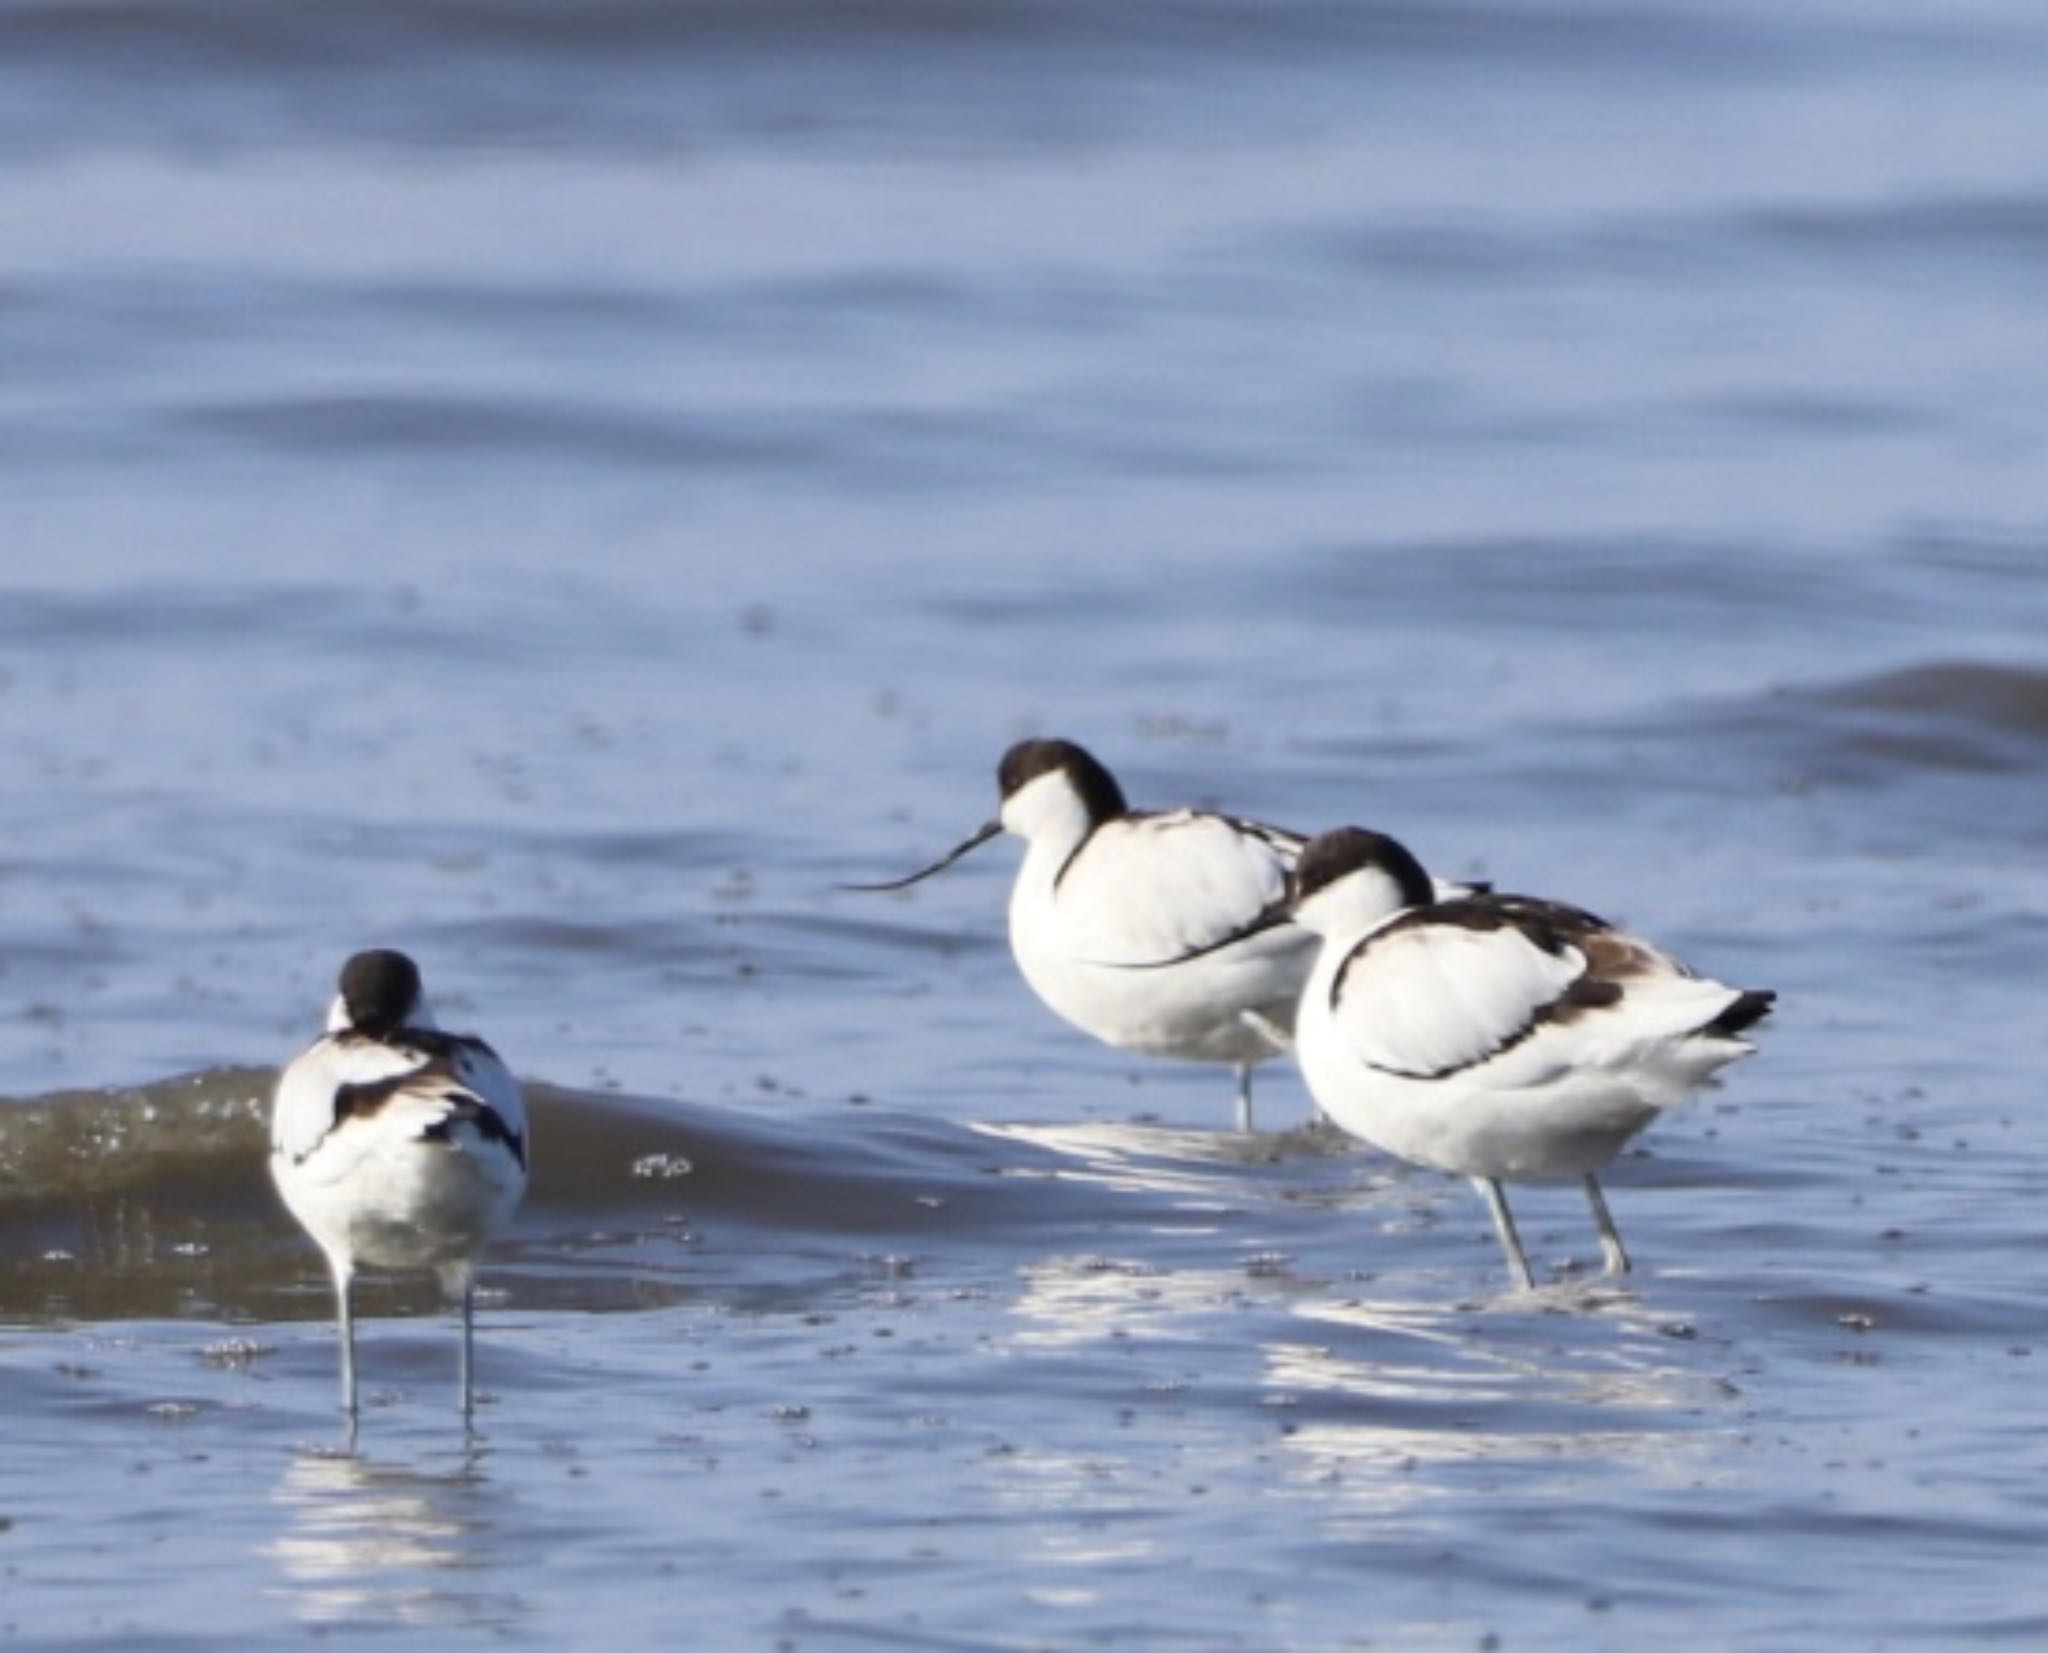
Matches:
[1474,1177,1536,1291]
[1233,1062,1254,1134]
[459,1285,476,1420]
[333,1265,358,1419]
[1583,1174,1632,1276]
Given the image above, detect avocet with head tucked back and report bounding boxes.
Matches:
[271,949,528,1422]
[1141,827,1773,1286]
[850,738,1471,1130]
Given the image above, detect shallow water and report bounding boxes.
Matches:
[3,0,2047,1646]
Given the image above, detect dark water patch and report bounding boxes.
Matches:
[1696,390,1932,437]
[366,277,698,333]
[0,582,334,647]
[1745,193,2048,269]
[1303,215,1716,294]
[1711,660,2048,803]
[367,269,984,341]
[1804,722,2016,778]
[1897,523,2048,584]
[1913,905,2048,980]
[1459,656,2048,845]
[433,915,721,963]
[1615,1501,2048,1642]
[1301,535,1909,637]
[0,0,1135,63]
[751,909,1010,967]
[1818,661,2048,743]
[1303,188,2048,321]
[551,825,765,871]
[0,578,612,673]
[1722,1500,2048,1561]
[925,584,1156,628]
[173,394,843,472]
[1742,1284,2028,1342]
[0,260,1009,389]
[0,0,1817,71]
[267,819,766,882]
[0,0,1898,168]
[1276,729,1483,782]
[146,391,1145,492]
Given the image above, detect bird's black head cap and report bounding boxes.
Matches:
[339,949,424,1035]
[1292,827,1435,911]
[996,738,1127,822]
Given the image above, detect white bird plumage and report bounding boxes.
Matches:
[1179,827,1773,1287]
[852,739,1470,1130]
[851,739,1309,1127]
[270,949,528,1422]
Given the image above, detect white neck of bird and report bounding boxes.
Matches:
[325,993,437,1034]
[1292,867,1415,940]
[999,770,1098,855]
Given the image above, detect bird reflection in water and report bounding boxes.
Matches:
[265,1448,523,1632]
[1000,1246,1730,1536]
[1267,1295,1733,1527]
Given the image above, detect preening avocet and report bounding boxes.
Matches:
[271,950,528,1421]
[1144,827,1773,1287]
[850,738,1471,1130]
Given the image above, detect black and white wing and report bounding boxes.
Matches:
[1328,895,1764,1082]
[272,1029,527,1180]
[1326,901,1607,1080]
[1057,810,1304,964]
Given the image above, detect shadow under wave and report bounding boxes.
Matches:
[0,1067,1149,1323]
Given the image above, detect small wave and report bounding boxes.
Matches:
[1715,660,2048,792]
[1437,656,2048,859]
[0,1067,1135,1321]
[1811,661,2048,742]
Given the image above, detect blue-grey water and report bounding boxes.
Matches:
[3,1,2047,1646]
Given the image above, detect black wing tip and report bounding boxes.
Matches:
[423,1097,528,1169]
[1707,988,1777,1038]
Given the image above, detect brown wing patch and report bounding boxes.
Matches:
[328,1053,526,1168]
[1582,930,1664,977]
[332,1055,463,1124]
[1545,973,1624,1025]
[1540,929,1671,1025]
[1584,926,1684,983]
[1488,895,1611,947]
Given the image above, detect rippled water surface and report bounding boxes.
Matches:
[3,1,2047,1647]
